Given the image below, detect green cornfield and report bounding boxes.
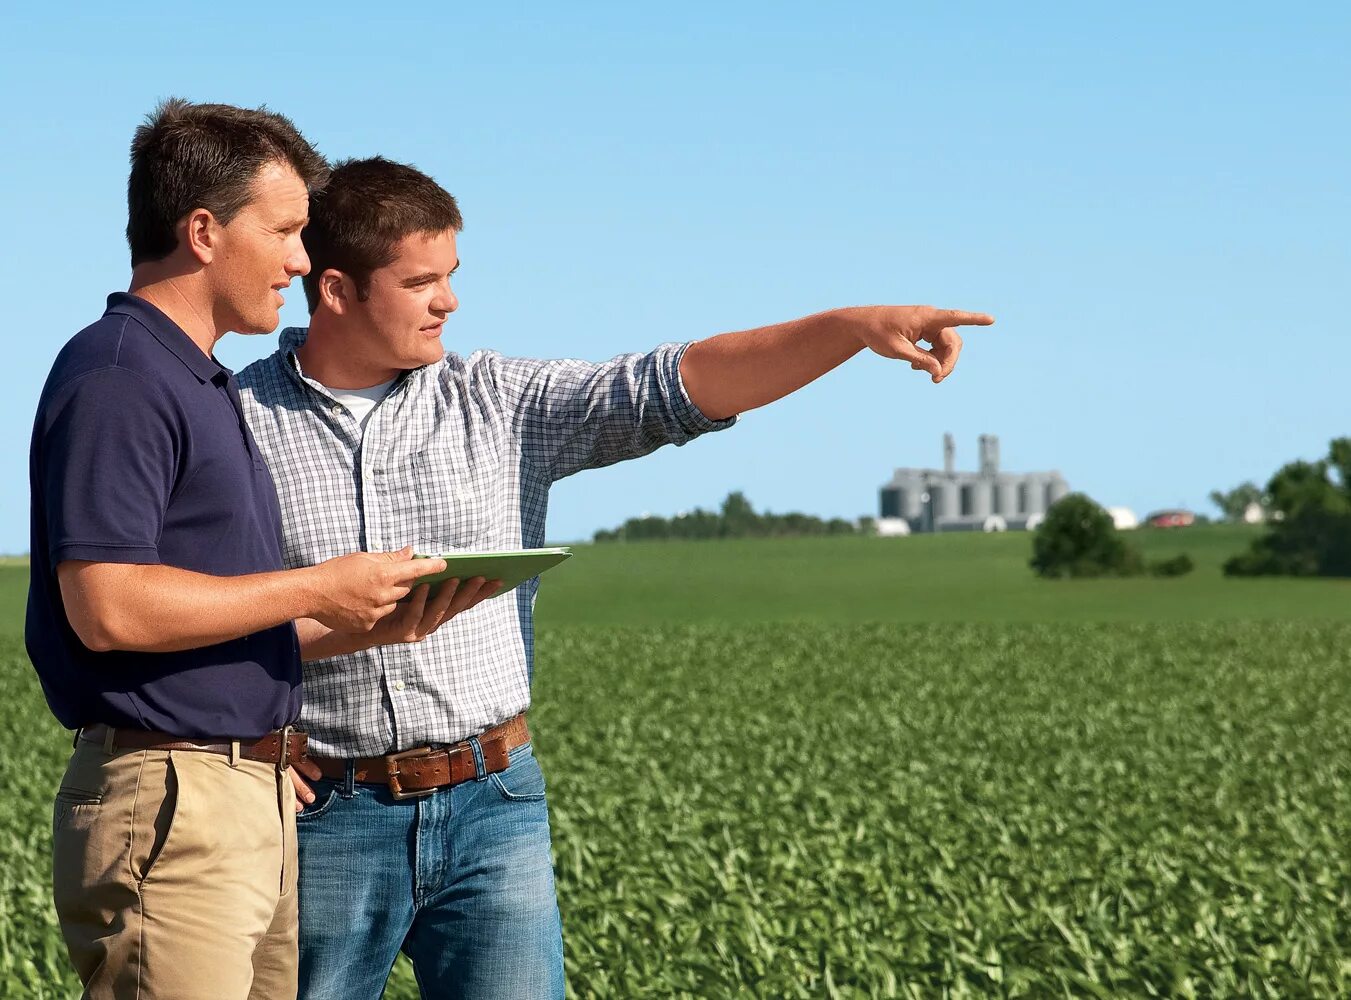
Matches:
[4,528,1351,997]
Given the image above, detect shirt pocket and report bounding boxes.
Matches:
[406,449,490,552]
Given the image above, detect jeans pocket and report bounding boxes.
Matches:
[489,746,547,802]
[296,785,342,822]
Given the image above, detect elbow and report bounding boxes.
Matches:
[68,611,123,653]
[58,562,143,653]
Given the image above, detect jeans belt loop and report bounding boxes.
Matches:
[102,727,116,755]
[229,740,241,767]
[468,735,487,781]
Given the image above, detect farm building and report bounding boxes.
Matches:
[878,434,1069,533]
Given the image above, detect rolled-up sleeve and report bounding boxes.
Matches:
[40,368,177,568]
[485,342,736,482]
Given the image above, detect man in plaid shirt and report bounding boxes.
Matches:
[237,156,993,999]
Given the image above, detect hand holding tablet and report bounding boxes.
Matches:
[409,547,573,601]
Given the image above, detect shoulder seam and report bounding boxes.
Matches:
[49,363,172,411]
[111,314,132,367]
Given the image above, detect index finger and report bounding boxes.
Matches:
[399,583,431,619]
[935,309,994,327]
[389,557,447,583]
[422,578,462,621]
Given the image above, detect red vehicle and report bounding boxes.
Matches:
[1144,509,1195,528]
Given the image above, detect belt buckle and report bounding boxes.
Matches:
[277,725,293,770]
[387,746,439,801]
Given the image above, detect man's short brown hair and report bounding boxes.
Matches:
[301,157,463,313]
[127,98,329,266]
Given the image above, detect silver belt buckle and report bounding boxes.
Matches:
[277,725,293,770]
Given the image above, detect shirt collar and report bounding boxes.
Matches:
[105,292,227,385]
[277,327,320,391]
[279,325,309,357]
[274,326,432,394]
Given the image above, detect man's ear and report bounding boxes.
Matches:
[318,269,353,315]
[180,208,217,265]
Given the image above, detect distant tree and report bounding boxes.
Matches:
[1225,439,1351,577]
[1149,553,1195,577]
[1031,493,1144,578]
[1209,481,1267,522]
[720,491,761,537]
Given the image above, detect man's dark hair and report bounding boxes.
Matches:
[301,157,462,312]
[127,98,329,266]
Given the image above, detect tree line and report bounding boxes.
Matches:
[593,492,867,542]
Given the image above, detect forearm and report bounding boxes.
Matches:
[296,618,370,662]
[59,561,321,654]
[679,308,869,420]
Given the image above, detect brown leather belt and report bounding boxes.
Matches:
[78,724,306,768]
[310,714,530,800]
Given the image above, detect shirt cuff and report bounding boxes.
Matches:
[665,342,738,437]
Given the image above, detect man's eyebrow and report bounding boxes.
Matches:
[400,262,461,287]
[278,216,308,230]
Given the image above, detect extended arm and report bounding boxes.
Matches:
[679,305,995,421]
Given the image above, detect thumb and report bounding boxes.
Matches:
[374,545,416,563]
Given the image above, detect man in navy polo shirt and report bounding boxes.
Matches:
[25,101,489,999]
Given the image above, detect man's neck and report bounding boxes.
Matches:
[129,270,223,359]
[295,315,402,390]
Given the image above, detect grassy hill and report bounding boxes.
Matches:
[534,523,1350,626]
[3,524,1346,638]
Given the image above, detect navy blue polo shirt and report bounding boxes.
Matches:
[25,293,302,739]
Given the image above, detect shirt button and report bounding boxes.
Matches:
[394,680,407,692]
[331,403,342,415]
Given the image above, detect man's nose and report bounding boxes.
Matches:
[432,280,458,314]
[286,241,311,278]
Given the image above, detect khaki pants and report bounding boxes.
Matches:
[52,738,298,1000]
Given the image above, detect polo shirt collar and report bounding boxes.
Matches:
[105,292,227,384]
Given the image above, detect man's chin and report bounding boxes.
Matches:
[235,310,282,336]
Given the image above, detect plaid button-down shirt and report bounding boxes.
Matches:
[237,328,734,757]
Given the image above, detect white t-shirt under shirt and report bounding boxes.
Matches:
[329,378,397,432]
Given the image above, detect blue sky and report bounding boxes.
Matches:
[2,3,1347,552]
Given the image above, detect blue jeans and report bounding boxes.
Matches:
[295,740,565,1000]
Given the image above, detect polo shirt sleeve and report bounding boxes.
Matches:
[40,367,179,568]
